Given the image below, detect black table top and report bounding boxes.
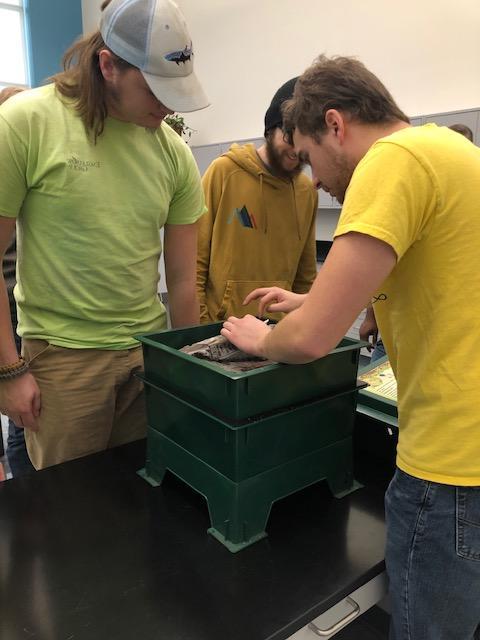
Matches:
[0,440,386,640]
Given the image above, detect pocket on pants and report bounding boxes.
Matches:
[22,339,57,364]
[456,487,480,561]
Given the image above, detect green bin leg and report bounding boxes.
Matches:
[137,437,167,487]
[141,429,270,551]
[321,441,363,497]
[209,440,359,551]
[140,429,360,552]
[325,446,355,497]
[206,482,271,553]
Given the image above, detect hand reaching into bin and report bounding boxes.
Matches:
[242,287,307,317]
[221,315,273,358]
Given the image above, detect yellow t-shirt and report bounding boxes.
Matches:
[335,124,480,485]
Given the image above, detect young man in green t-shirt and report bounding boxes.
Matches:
[0,0,209,470]
[0,85,34,477]
[222,56,480,639]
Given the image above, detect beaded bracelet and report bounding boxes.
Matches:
[0,357,30,381]
[0,356,26,373]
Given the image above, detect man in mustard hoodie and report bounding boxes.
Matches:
[197,78,318,323]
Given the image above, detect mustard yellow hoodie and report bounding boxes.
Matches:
[197,143,318,322]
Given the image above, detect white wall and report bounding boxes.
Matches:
[82,0,480,145]
[81,0,100,35]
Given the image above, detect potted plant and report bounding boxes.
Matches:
[164,114,196,143]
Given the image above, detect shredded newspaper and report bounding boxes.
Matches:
[180,334,275,372]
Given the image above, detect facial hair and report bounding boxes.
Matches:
[265,135,303,180]
[328,149,355,204]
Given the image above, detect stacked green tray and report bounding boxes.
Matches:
[137,321,365,421]
[142,378,361,482]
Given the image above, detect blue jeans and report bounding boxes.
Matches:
[371,338,386,362]
[4,308,35,477]
[386,468,480,639]
[7,419,35,477]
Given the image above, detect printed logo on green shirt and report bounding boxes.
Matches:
[67,155,101,172]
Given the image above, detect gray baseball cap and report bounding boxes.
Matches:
[100,0,210,112]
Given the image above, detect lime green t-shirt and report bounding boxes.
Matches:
[335,124,480,485]
[0,85,205,349]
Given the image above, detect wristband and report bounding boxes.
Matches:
[0,357,29,381]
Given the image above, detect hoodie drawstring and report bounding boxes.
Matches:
[259,173,268,234]
[291,181,302,240]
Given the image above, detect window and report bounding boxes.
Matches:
[0,0,28,90]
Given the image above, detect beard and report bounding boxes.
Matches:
[330,153,354,204]
[265,134,303,180]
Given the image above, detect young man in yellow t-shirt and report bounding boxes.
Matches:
[222,56,480,639]
[359,121,477,361]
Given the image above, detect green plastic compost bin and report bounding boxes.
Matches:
[136,323,366,552]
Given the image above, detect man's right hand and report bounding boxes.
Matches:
[0,372,41,431]
[243,287,307,317]
[359,307,379,352]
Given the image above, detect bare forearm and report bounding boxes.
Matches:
[168,285,199,328]
[0,275,19,365]
[262,306,335,364]
[364,304,376,324]
[164,222,200,328]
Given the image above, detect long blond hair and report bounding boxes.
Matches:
[52,29,134,142]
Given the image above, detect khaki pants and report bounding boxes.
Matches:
[23,339,147,470]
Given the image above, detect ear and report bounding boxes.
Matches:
[98,49,117,82]
[324,109,346,144]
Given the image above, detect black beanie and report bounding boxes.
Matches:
[264,76,298,137]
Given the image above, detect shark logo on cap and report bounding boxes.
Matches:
[100,0,209,112]
[164,43,193,65]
